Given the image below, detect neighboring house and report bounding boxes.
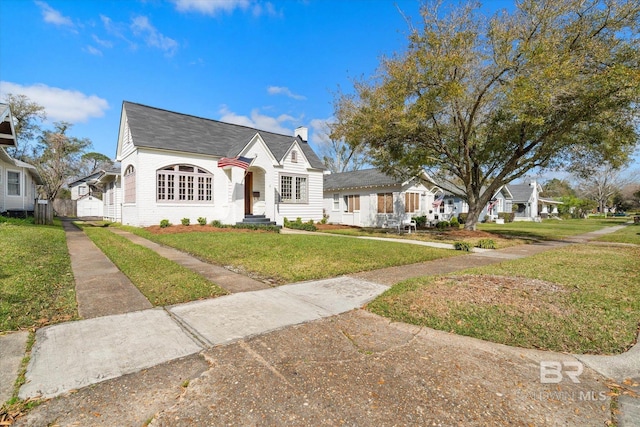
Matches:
[115,102,324,227]
[96,166,121,223]
[428,179,513,223]
[69,172,104,218]
[506,180,561,221]
[323,169,437,227]
[0,104,43,216]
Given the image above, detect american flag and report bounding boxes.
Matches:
[488,199,499,210]
[217,156,253,170]
[432,193,445,207]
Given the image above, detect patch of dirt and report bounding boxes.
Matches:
[145,225,269,235]
[315,223,361,231]
[408,274,573,318]
[439,229,498,239]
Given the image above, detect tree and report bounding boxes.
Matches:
[314,120,368,173]
[34,122,91,202]
[331,0,640,230]
[542,178,575,198]
[573,162,635,215]
[77,151,113,178]
[2,93,46,160]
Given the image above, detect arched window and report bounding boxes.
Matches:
[156,165,213,203]
[124,165,136,204]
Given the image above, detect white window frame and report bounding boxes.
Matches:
[332,193,340,210]
[344,194,360,213]
[291,150,298,163]
[156,164,213,203]
[7,170,20,196]
[279,173,308,204]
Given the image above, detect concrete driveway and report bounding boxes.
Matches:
[17,310,613,426]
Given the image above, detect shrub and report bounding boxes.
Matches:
[449,216,459,227]
[476,239,496,249]
[454,241,473,251]
[458,213,468,224]
[436,221,450,230]
[181,218,190,226]
[498,212,515,223]
[211,219,223,228]
[232,223,280,233]
[197,217,207,226]
[413,215,427,227]
[284,217,317,232]
[160,219,170,228]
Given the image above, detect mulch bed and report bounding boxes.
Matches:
[145,225,269,235]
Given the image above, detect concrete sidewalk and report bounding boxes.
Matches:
[62,220,152,319]
[4,223,639,425]
[19,277,387,400]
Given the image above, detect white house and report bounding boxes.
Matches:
[323,169,438,227]
[0,103,42,216]
[96,166,121,223]
[115,102,325,227]
[506,180,561,221]
[68,172,104,218]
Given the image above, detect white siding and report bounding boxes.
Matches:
[274,143,323,224]
[122,148,235,227]
[323,180,437,227]
[118,115,136,160]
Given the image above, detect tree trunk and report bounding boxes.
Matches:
[463,203,484,231]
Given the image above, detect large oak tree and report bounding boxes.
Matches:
[331,0,640,229]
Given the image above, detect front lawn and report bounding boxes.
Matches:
[477,217,628,241]
[368,243,639,354]
[596,223,640,245]
[0,218,77,332]
[123,226,461,284]
[82,226,227,305]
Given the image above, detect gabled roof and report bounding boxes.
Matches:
[0,147,43,184]
[506,184,535,202]
[69,171,104,187]
[324,168,420,192]
[121,101,324,169]
[0,103,17,147]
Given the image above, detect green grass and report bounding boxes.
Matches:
[596,223,640,245]
[477,217,628,241]
[122,226,461,284]
[0,218,77,332]
[82,226,227,305]
[368,243,640,354]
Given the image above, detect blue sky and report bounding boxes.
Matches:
[1,0,438,159]
[1,0,636,177]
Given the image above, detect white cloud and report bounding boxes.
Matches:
[130,16,178,56]
[35,1,75,29]
[218,105,296,135]
[252,2,281,17]
[85,45,103,56]
[92,34,113,48]
[267,86,306,101]
[0,81,109,123]
[172,0,251,15]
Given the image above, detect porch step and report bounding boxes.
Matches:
[236,215,279,227]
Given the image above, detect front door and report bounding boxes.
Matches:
[244,172,253,215]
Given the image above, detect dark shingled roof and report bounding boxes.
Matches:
[123,101,324,169]
[323,169,403,191]
[506,184,534,202]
